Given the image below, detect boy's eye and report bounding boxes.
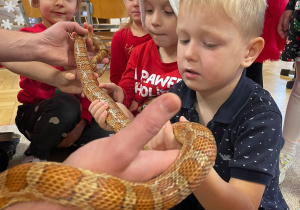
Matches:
[179,40,190,45]
[146,9,153,13]
[204,42,217,49]
[164,11,174,15]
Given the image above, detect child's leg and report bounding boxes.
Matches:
[15,94,81,160]
[73,118,114,147]
[279,61,300,183]
[282,61,300,156]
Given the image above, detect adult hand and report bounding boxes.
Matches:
[64,93,181,182]
[277,10,293,39]
[37,21,88,68]
[79,22,110,64]
[5,93,182,210]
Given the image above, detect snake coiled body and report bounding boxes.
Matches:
[0,34,217,210]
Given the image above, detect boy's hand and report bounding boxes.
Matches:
[89,100,134,131]
[145,116,188,150]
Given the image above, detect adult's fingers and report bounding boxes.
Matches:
[110,93,181,163]
[59,21,88,35]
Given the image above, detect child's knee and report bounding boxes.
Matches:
[49,95,81,122]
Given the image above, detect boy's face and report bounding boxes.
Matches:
[176,6,248,93]
[38,0,78,28]
[125,0,142,24]
[144,0,178,49]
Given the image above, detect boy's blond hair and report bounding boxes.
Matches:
[179,0,267,41]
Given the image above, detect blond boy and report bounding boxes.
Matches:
[151,0,289,209]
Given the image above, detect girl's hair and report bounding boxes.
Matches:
[30,0,82,11]
[118,12,133,30]
[139,0,179,27]
[179,0,267,42]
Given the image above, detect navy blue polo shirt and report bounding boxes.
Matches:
[169,71,289,210]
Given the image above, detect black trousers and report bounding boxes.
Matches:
[15,94,112,159]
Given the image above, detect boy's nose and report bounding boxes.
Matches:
[133,0,139,6]
[184,43,198,62]
[151,12,162,27]
[55,0,63,6]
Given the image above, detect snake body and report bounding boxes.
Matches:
[0,34,217,210]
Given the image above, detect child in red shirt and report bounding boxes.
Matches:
[245,0,287,87]
[110,0,152,85]
[3,0,112,163]
[89,0,181,129]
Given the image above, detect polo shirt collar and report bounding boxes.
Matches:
[179,70,255,124]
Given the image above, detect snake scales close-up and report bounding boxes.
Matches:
[0,34,217,210]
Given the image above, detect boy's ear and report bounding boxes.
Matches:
[241,37,264,68]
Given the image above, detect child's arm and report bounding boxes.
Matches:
[0,61,82,94]
[193,171,265,209]
[118,49,139,109]
[149,138,265,209]
[147,119,269,209]
[110,30,127,85]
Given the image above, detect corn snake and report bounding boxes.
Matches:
[0,34,216,210]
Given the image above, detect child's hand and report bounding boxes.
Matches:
[57,69,82,94]
[98,83,125,103]
[145,116,188,150]
[89,100,134,131]
[89,100,112,131]
[277,10,293,39]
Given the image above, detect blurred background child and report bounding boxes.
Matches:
[110,0,152,85]
[245,0,287,87]
[277,0,300,184]
[89,0,182,128]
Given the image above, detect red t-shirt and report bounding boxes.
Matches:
[110,27,152,85]
[17,23,92,123]
[256,0,288,63]
[119,39,181,116]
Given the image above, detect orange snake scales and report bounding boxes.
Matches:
[0,34,216,210]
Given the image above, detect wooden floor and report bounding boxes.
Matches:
[0,60,295,126]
